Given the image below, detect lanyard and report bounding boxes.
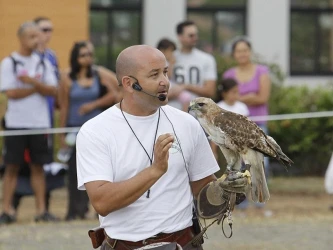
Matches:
[120,100,161,198]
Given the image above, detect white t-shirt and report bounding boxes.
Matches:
[173,48,217,85]
[0,52,57,128]
[217,100,249,117]
[170,48,217,109]
[76,105,219,241]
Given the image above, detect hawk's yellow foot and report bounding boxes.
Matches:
[241,170,251,186]
[218,173,227,182]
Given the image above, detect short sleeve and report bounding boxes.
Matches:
[76,125,114,190]
[43,60,58,86]
[258,65,269,76]
[223,68,235,79]
[0,57,16,91]
[203,55,217,81]
[241,102,250,117]
[188,122,219,181]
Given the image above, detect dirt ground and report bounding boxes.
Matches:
[0,178,333,250]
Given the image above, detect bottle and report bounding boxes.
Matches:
[65,132,77,147]
[57,147,73,163]
[57,133,77,163]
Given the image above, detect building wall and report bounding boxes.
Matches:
[0,0,89,69]
[247,0,290,75]
[143,0,186,47]
[248,0,332,85]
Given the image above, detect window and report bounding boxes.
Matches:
[290,0,333,75]
[291,0,333,8]
[90,0,142,70]
[187,0,246,7]
[187,0,247,55]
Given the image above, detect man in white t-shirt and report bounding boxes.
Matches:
[77,45,248,249]
[0,22,58,225]
[169,20,217,110]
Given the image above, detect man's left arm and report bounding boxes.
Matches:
[191,174,217,198]
[239,74,271,106]
[183,80,216,98]
[186,119,220,197]
[183,55,217,98]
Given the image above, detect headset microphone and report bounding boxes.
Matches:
[132,82,167,102]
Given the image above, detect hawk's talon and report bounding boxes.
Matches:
[241,170,252,186]
[218,166,232,182]
[218,173,227,182]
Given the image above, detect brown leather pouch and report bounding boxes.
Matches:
[88,227,106,249]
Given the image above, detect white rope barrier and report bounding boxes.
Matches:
[249,110,333,122]
[0,127,80,136]
[0,110,332,137]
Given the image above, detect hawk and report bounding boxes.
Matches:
[188,97,293,203]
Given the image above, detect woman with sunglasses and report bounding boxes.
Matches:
[59,41,118,221]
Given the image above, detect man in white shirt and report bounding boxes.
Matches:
[0,21,58,225]
[169,20,217,110]
[77,45,248,249]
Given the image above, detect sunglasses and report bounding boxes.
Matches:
[41,28,53,33]
[79,52,93,58]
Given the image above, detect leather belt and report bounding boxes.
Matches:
[105,227,194,249]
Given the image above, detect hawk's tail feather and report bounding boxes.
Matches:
[266,136,293,169]
[277,152,294,170]
[246,151,270,203]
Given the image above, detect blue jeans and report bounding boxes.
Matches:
[237,124,269,209]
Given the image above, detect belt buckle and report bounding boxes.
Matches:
[142,239,148,245]
[143,234,159,245]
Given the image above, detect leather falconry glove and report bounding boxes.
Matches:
[197,171,250,219]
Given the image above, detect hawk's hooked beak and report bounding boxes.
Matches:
[188,102,197,113]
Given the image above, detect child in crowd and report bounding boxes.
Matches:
[216,78,249,116]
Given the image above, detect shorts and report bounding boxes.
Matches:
[3,128,53,165]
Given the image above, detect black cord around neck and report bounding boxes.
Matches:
[161,107,206,239]
[160,108,189,176]
[119,100,160,198]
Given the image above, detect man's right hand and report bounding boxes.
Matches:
[18,75,35,85]
[152,133,174,176]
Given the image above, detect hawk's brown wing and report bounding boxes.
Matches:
[213,111,277,157]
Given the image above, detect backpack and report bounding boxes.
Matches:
[10,55,46,79]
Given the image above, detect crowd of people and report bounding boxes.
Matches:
[0,16,271,236]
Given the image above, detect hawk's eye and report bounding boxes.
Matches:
[198,103,205,107]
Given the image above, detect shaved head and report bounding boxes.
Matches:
[116,45,165,86]
[17,21,38,37]
[17,21,39,51]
